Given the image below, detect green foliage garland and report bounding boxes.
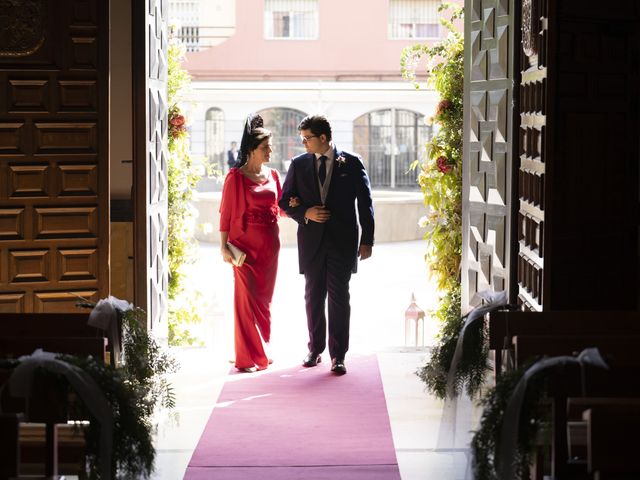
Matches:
[471,364,548,480]
[415,286,492,399]
[167,37,203,345]
[64,307,177,478]
[401,2,463,295]
[401,4,469,396]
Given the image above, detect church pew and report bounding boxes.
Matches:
[582,402,640,479]
[542,364,640,479]
[566,398,640,471]
[487,310,640,377]
[18,423,86,478]
[0,368,88,478]
[0,312,112,364]
[512,334,640,369]
[0,413,22,480]
[496,330,640,480]
[0,313,110,478]
[0,336,107,363]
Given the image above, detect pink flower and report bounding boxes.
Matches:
[435,100,452,117]
[169,114,185,127]
[336,154,346,167]
[436,156,452,174]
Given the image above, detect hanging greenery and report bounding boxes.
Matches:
[167,36,204,345]
[471,364,549,480]
[415,286,493,399]
[400,4,466,395]
[59,307,177,478]
[401,2,463,295]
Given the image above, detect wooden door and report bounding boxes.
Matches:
[133,0,169,333]
[546,0,640,310]
[516,0,549,310]
[0,0,109,312]
[462,0,520,309]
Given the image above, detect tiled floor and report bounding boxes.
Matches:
[151,241,476,479]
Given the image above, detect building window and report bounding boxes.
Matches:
[353,109,432,190]
[257,107,307,172]
[264,0,319,39]
[388,0,441,39]
[169,0,201,51]
[205,108,225,173]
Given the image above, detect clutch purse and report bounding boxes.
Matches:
[226,242,246,267]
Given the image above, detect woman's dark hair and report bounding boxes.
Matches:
[298,115,332,141]
[236,113,272,167]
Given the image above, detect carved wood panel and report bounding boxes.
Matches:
[462,0,518,310]
[0,0,108,313]
[516,0,548,311]
[516,0,640,311]
[134,0,169,335]
[546,1,640,310]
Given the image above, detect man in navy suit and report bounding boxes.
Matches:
[279,115,374,375]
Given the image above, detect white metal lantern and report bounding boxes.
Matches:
[405,293,425,347]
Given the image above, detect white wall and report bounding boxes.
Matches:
[191,191,427,245]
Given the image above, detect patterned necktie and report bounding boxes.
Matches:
[318,155,327,185]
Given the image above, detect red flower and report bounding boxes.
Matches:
[436,156,452,174]
[169,114,185,127]
[435,99,452,116]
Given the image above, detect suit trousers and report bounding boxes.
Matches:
[304,236,352,359]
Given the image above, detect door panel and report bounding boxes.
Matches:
[516,0,549,310]
[462,0,519,309]
[133,0,169,334]
[0,0,109,312]
[547,1,640,309]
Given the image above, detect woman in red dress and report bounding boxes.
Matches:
[219,114,288,372]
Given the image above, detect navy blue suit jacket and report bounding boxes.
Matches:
[279,148,375,274]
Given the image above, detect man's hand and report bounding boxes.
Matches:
[305,205,331,223]
[358,245,372,260]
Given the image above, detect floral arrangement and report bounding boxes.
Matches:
[167,35,204,345]
[471,362,549,480]
[168,110,186,139]
[401,3,467,396]
[401,2,463,295]
[47,305,178,479]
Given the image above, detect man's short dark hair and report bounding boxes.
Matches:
[298,115,332,141]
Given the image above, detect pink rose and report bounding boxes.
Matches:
[169,114,185,127]
[436,156,452,174]
[435,100,452,116]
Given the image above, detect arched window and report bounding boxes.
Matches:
[353,109,431,189]
[205,107,225,173]
[257,107,307,172]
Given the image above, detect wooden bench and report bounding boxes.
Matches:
[487,310,640,377]
[0,312,112,365]
[0,413,22,479]
[512,334,640,369]
[530,361,640,479]
[0,312,112,478]
[582,402,640,479]
[566,397,640,473]
[485,313,640,480]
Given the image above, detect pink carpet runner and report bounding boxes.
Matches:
[184,354,401,479]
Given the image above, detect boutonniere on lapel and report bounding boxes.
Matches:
[336,154,346,167]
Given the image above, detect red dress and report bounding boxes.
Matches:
[219,168,282,370]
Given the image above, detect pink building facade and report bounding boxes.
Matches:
[177,0,460,190]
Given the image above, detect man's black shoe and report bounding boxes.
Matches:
[331,358,347,375]
[302,352,321,367]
